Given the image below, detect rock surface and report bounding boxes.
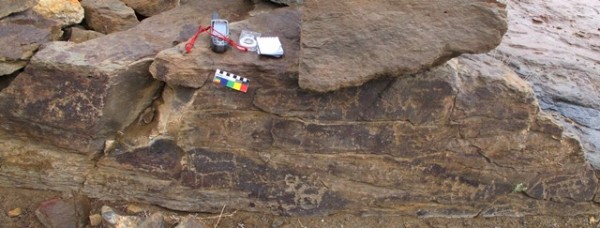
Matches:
[83,53,597,216]
[0,0,39,19]
[120,0,180,17]
[489,0,600,168]
[150,8,300,88]
[299,0,508,92]
[67,27,105,43]
[0,42,161,153]
[0,10,62,76]
[0,0,598,221]
[32,0,84,27]
[81,0,139,34]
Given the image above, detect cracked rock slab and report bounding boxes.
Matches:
[0,10,62,76]
[299,0,508,92]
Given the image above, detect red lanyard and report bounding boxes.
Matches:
[184,25,249,53]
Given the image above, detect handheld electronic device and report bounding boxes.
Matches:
[210,12,229,53]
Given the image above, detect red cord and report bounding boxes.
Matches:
[184,25,211,53]
[184,24,248,53]
[210,29,248,52]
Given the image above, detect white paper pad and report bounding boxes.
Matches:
[256,37,284,57]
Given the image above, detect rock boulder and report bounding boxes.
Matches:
[81,0,139,34]
[32,0,84,27]
[0,0,39,19]
[35,196,91,228]
[0,10,62,76]
[299,0,508,92]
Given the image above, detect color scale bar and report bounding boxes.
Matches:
[213,76,249,92]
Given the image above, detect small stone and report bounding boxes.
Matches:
[89,214,102,226]
[138,212,164,228]
[101,205,142,227]
[175,216,207,228]
[35,196,91,228]
[126,203,144,214]
[8,207,22,217]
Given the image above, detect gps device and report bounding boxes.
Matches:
[210,12,229,53]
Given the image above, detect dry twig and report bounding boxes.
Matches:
[214,205,226,228]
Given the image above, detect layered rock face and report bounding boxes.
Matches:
[79,48,598,216]
[0,0,598,219]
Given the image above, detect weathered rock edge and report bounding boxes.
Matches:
[299,0,508,92]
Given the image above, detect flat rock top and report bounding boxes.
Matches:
[150,7,300,89]
[299,0,507,92]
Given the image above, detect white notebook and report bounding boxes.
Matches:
[256,37,284,57]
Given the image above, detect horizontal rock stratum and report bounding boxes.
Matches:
[299,0,508,92]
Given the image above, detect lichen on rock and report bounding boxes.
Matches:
[32,0,84,27]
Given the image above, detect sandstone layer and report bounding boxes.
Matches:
[86,53,599,216]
